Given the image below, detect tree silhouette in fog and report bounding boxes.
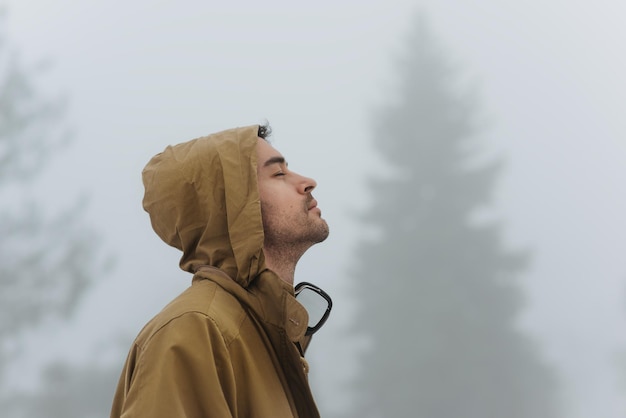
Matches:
[345,15,560,418]
[0,11,114,418]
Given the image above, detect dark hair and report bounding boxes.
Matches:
[257,123,272,140]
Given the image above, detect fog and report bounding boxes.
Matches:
[2,1,625,417]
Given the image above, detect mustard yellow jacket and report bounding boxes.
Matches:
[110,126,319,417]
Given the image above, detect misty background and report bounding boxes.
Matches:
[1,1,625,417]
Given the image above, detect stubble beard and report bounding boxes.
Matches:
[261,202,330,262]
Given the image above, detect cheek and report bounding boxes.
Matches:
[257,182,270,202]
[258,182,302,214]
[259,184,287,206]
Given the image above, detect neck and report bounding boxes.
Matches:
[266,262,296,285]
[263,246,306,286]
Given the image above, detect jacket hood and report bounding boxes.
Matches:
[142,125,265,287]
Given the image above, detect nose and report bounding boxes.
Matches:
[296,173,317,194]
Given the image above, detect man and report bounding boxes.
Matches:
[110,124,330,418]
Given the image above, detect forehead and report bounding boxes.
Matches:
[256,138,284,165]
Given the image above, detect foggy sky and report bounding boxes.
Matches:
[3,1,626,417]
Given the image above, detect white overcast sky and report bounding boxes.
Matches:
[3,1,626,417]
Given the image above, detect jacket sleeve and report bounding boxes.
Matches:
[115,312,238,418]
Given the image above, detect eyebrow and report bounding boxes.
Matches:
[262,156,287,167]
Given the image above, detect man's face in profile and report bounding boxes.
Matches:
[256,138,329,249]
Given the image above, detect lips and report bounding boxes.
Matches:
[307,199,318,211]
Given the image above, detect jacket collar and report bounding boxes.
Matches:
[194,266,309,343]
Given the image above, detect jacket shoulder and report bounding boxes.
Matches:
[135,278,247,348]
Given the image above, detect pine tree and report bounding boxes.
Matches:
[0,10,109,416]
[346,15,560,418]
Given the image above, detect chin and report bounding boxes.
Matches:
[317,221,330,242]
